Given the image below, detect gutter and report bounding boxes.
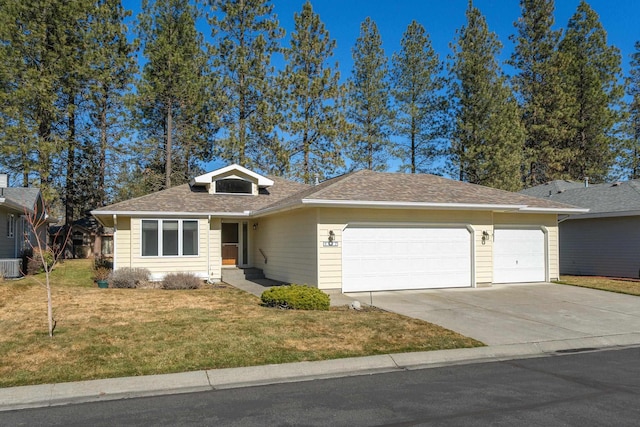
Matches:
[90,210,252,218]
[560,209,640,220]
[299,199,527,211]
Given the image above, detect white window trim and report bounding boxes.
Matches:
[140,219,199,258]
[7,214,15,238]
[213,178,255,195]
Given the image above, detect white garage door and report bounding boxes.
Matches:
[493,228,545,283]
[342,226,472,292]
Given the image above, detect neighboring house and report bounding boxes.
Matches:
[0,174,51,278]
[521,179,640,279]
[50,216,114,259]
[91,164,585,292]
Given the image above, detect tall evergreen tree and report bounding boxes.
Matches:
[0,0,72,205]
[509,0,573,186]
[77,0,136,210]
[448,1,524,191]
[391,20,446,174]
[208,0,283,172]
[346,17,393,171]
[558,0,624,182]
[623,41,640,179]
[134,0,214,191]
[278,1,346,183]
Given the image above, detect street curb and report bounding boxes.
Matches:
[2,334,640,412]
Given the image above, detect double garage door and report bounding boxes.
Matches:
[342,226,472,292]
[342,225,546,292]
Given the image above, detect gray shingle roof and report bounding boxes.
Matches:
[94,170,581,218]
[520,179,640,215]
[0,187,41,212]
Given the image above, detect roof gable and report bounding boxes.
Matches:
[190,164,274,188]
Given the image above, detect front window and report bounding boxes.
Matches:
[7,214,15,238]
[215,178,252,194]
[141,219,199,257]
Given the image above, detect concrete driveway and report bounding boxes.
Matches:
[345,283,640,346]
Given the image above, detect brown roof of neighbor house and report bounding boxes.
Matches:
[92,169,584,222]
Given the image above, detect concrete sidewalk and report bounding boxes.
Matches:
[2,334,640,412]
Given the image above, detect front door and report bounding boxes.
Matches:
[222,223,239,266]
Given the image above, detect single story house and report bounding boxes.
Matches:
[91,164,585,292]
[0,173,51,277]
[50,216,114,259]
[521,179,640,279]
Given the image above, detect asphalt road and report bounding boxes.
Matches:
[5,347,640,426]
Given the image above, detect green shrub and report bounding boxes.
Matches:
[261,284,330,310]
[109,267,151,289]
[161,272,202,290]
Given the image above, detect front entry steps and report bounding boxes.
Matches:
[222,267,265,282]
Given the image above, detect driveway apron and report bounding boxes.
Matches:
[345,283,640,346]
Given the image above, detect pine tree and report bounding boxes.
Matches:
[208,0,284,172]
[79,0,137,209]
[278,1,346,183]
[623,41,640,179]
[346,17,393,171]
[449,1,524,191]
[558,0,624,182]
[509,0,574,186]
[135,0,214,191]
[0,0,71,204]
[391,20,446,174]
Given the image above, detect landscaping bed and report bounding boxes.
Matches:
[0,260,482,388]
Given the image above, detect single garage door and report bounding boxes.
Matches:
[342,226,472,292]
[493,228,545,283]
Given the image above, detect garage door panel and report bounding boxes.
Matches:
[342,226,472,292]
[493,229,545,283]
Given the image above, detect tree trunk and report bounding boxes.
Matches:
[98,90,108,206]
[166,103,172,188]
[65,95,76,234]
[46,275,54,337]
[411,116,416,174]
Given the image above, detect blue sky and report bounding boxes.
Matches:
[123,0,640,174]
[272,0,639,76]
[125,0,640,77]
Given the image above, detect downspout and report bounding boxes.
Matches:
[207,215,211,283]
[113,214,117,270]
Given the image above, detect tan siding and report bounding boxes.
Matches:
[493,213,559,281]
[209,218,221,281]
[114,216,131,269]
[317,208,494,290]
[252,208,317,285]
[560,216,640,279]
[119,217,210,280]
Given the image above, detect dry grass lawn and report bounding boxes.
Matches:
[557,275,640,296]
[0,260,482,388]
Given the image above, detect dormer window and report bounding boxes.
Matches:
[215,178,252,194]
[191,164,274,196]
